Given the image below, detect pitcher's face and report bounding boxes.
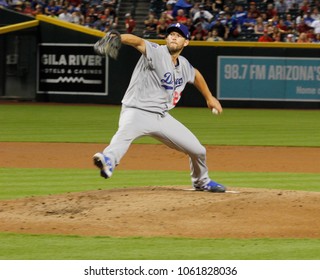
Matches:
[166,32,189,54]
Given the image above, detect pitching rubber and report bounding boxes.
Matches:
[182,188,240,193]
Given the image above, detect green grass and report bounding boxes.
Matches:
[0,103,319,261]
[0,104,120,143]
[0,104,319,146]
[1,168,318,260]
[172,107,320,147]
[0,168,319,200]
[0,233,319,260]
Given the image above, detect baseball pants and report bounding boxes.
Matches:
[103,106,211,188]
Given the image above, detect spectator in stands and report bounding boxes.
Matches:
[193,4,214,23]
[167,0,177,5]
[0,0,9,8]
[72,7,85,25]
[302,28,316,39]
[30,0,46,11]
[195,13,212,30]
[285,0,297,11]
[192,32,207,41]
[271,14,280,26]
[44,0,59,16]
[56,0,64,10]
[224,12,239,39]
[234,4,247,27]
[223,3,234,14]
[69,0,81,7]
[275,0,288,14]
[206,28,224,41]
[125,13,136,34]
[248,2,260,19]
[58,6,73,22]
[172,0,193,18]
[208,17,226,38]
[266,3,278,19]
[12,1,23,12]
[221,8,231,20]
[176,8,188,24]
[103,7,118,30]
[143,12,158,37]
[203,0,214,14]
[6,0,320,44]
[102,0,116,8]
[93,14,109,31]
[285,33,296,42]
[273,33,282,42]
[242,11,256,32]
[85,5,99,23]
[260,12,268,25]
[304,10,315,26]
[310,17,320,34]
[47,10,58,18]
[311,7,320,21]
[159,11,173,25]
[272,26,283,40]
[300,0,310,14]
[254,16,266,34]
[212,0,224,14]
[22,1,34,16]
[306,29,316,41]
[284,22,296,37]
[297,18,312,33]
[312,33,320,43]
[156,17,167,38]
[191,22,208,40]
[32,4,44,16]
[277,18,289,33]
[83,15,94,28]
[162,2,175,21]
[8,0,17,6]
[185,17,196,35]
[297,32,311,42]
[68,2,77,14]
[150,0,166,18]
[258,30,274,42]
[295,10,309,25]
[80,1,90,15]
[284,13,294,28]
[113,8,119,30]
[189,2,201,19]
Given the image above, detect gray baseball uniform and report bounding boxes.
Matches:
[103,40,210,188]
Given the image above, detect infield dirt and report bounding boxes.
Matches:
[0,143,319,238]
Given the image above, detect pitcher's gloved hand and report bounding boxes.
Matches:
[93,30,122,60]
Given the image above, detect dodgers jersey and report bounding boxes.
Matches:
[121,40,195,114]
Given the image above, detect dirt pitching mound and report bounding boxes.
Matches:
[0,186,319,238]
[1,142,320,238]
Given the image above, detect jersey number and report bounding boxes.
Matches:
[173,91,182,106]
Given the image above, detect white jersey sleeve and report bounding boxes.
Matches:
[121,40,195,114]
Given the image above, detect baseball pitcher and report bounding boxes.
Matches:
[93,23,225,192]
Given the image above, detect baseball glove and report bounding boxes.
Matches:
[93,30,122,60]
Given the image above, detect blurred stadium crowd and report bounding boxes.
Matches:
[1,0,320,43]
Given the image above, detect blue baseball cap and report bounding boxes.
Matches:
[166,23,190,40]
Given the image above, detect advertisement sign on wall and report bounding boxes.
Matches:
[217,56,320,102]
[37,43,108,95]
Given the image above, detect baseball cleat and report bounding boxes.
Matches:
[195,180,226,192]
[93,153,113,179]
